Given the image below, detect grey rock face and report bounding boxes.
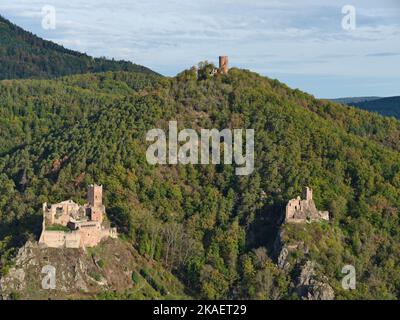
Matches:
[295,261,335,300]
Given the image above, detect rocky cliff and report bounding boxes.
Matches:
[273,227,335,300]
[0,239,187,300]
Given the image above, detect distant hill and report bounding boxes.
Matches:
[330,97,381,104]
[350,96,400,119]
[329,96,400,119]
[0,15,158,80]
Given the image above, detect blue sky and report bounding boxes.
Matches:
[0,0,399,98]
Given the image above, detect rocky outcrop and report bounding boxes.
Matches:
[273,230,309,271]
[294,261,335,300]
[272,221,334,300]
[273,230,290,270]
[0,239,141,300]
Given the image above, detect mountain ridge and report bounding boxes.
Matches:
[0,15,159,80]
[329,96,400,119]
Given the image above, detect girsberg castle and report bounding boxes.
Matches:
[285,187,329,223]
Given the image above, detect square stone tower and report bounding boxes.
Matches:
[219,56,229,74]
[88,184,103,208]
[302,187,313,201]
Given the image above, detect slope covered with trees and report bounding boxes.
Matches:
[1,65,400,299]
[349,96,400,119]
[0,15,158,80]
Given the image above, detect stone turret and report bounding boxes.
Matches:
[302,187,312,202]
[88,184,102,207]
[88,184,104,223]
[219,56,229,74]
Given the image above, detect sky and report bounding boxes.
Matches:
[0,0,399,98]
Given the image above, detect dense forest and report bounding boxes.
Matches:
[1,64,400,299]
[349,96,400,119]
[0,15,157,80]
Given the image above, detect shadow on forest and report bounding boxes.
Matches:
[246,201,285,258]
[0,213,43,248]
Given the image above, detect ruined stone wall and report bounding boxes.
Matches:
[39,231,81,248]
[90,206,105,223]
[319,211,329,221]
[39,227,112,249]
[52,213,71,226]
[65,233,81,248]
[44,201,80,226]
[78,224,116,247]
[38,217,46,244]
[39,215,115,248]
[78,223,102,247]
[285,198,301,220]
[285,187,329,223]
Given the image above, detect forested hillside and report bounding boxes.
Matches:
[350,96,400,119]
[1,65,400,299]
[0,15,158,80]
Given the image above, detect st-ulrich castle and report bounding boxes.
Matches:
[39,184,117,248]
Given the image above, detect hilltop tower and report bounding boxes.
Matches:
[219,56,229,74]
[87,184,104,222]
[88,184,103,207]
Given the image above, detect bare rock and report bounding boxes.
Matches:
[305,281,335,300]
[295,261,335,300]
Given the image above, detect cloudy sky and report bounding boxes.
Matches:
[1,0,399,98]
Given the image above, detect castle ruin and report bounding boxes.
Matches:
[285,187,329,223]
[219,56,229,74]
[39,184,117,249]
[209,56,229,77]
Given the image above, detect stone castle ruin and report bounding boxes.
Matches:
[39,184,117,248]
[285,187,329,223]
[208,56,229,77]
